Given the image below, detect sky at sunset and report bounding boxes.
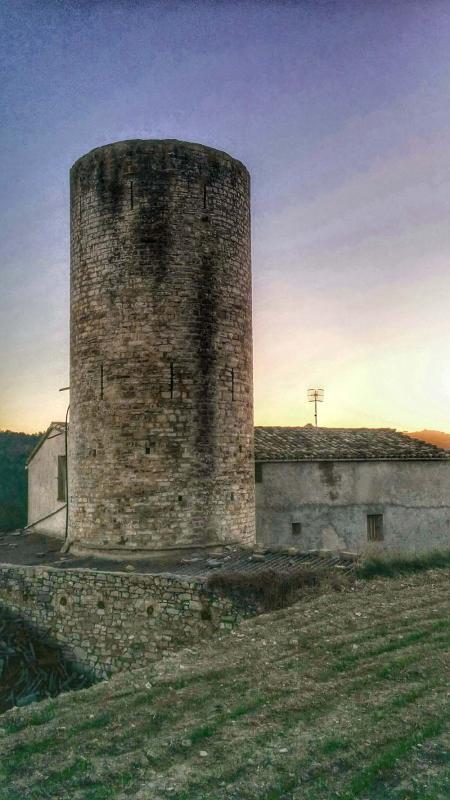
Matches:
[1,0,450,434]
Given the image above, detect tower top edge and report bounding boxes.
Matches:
[71,139,249,175]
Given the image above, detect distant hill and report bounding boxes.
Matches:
[0,430,42,531]
[404,429,450,450]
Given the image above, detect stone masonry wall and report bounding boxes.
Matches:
[256,460,450,553]
[0,565,255,678]
[69,139,255,552]
[27,425,66,536]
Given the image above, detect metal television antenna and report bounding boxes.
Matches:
[307,388,324,427]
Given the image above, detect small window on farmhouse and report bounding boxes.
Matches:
[367,514,384,542]
[57,456,67,502]
[291,522,302,536]
[255,463,263,483]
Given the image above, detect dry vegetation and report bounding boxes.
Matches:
[0,567,449,799]
[207,565,350,611]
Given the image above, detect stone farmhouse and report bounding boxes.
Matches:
[23,138,450,558]
[26,422,67,538]
[255,426,450,553]
[27,422,450,554]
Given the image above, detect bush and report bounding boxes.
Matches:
[356,549,450,579]
[0,430,42,530]
[207,567,350,612]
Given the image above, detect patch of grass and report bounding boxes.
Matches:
[38,757,91,789]
[389,686,430,710]
[322,736,349,755]
[372,686,432,723]
[142,710,166,734]
[167,695,268,759]
[374,653,426,681]
[79,770,136,795]
[79,787,112,800]
[357,548,450,579]
[1,735,56,777]
[228,699,266,719]
[170,758,255,800]
[330,620,450,673]
[74,712,113,732]
[396,763,450,800]
[1,703,56,734]
[129,665,241,709]
[342,717,448,798]
[23,763,136,800]
[91,684,256,761]
[189,723,216,744]
[263,772,298,800]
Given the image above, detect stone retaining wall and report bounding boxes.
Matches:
[0,564,256,678]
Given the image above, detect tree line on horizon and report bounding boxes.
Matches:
[0,431,42,531]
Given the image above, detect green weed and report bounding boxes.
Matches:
[1,703,56,734]
[357,549,450,579]
[342,717,448,798]
[322,737,349,754]
[74,712,113,732]
[330,620,449,674]
[1,736,56,776]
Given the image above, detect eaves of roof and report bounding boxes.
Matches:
[26,422,66,466]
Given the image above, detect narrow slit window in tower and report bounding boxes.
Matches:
[170,362,174,398]
[231,368,235,401]
[100,364,104,400]
[130,181,134,209]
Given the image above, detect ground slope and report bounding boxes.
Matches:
[0,569,449,800]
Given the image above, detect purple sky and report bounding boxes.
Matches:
[1,0,450,432]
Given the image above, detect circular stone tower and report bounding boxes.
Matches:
[68,139,255,553]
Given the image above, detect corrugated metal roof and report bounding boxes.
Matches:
[254,426,450,462]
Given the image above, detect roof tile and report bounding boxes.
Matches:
[254,426,450,461]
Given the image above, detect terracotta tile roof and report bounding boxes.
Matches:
[254,426,450,462]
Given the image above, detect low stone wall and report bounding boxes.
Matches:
[0,564,256,678]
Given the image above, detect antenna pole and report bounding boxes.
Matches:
[307,388,324,427]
